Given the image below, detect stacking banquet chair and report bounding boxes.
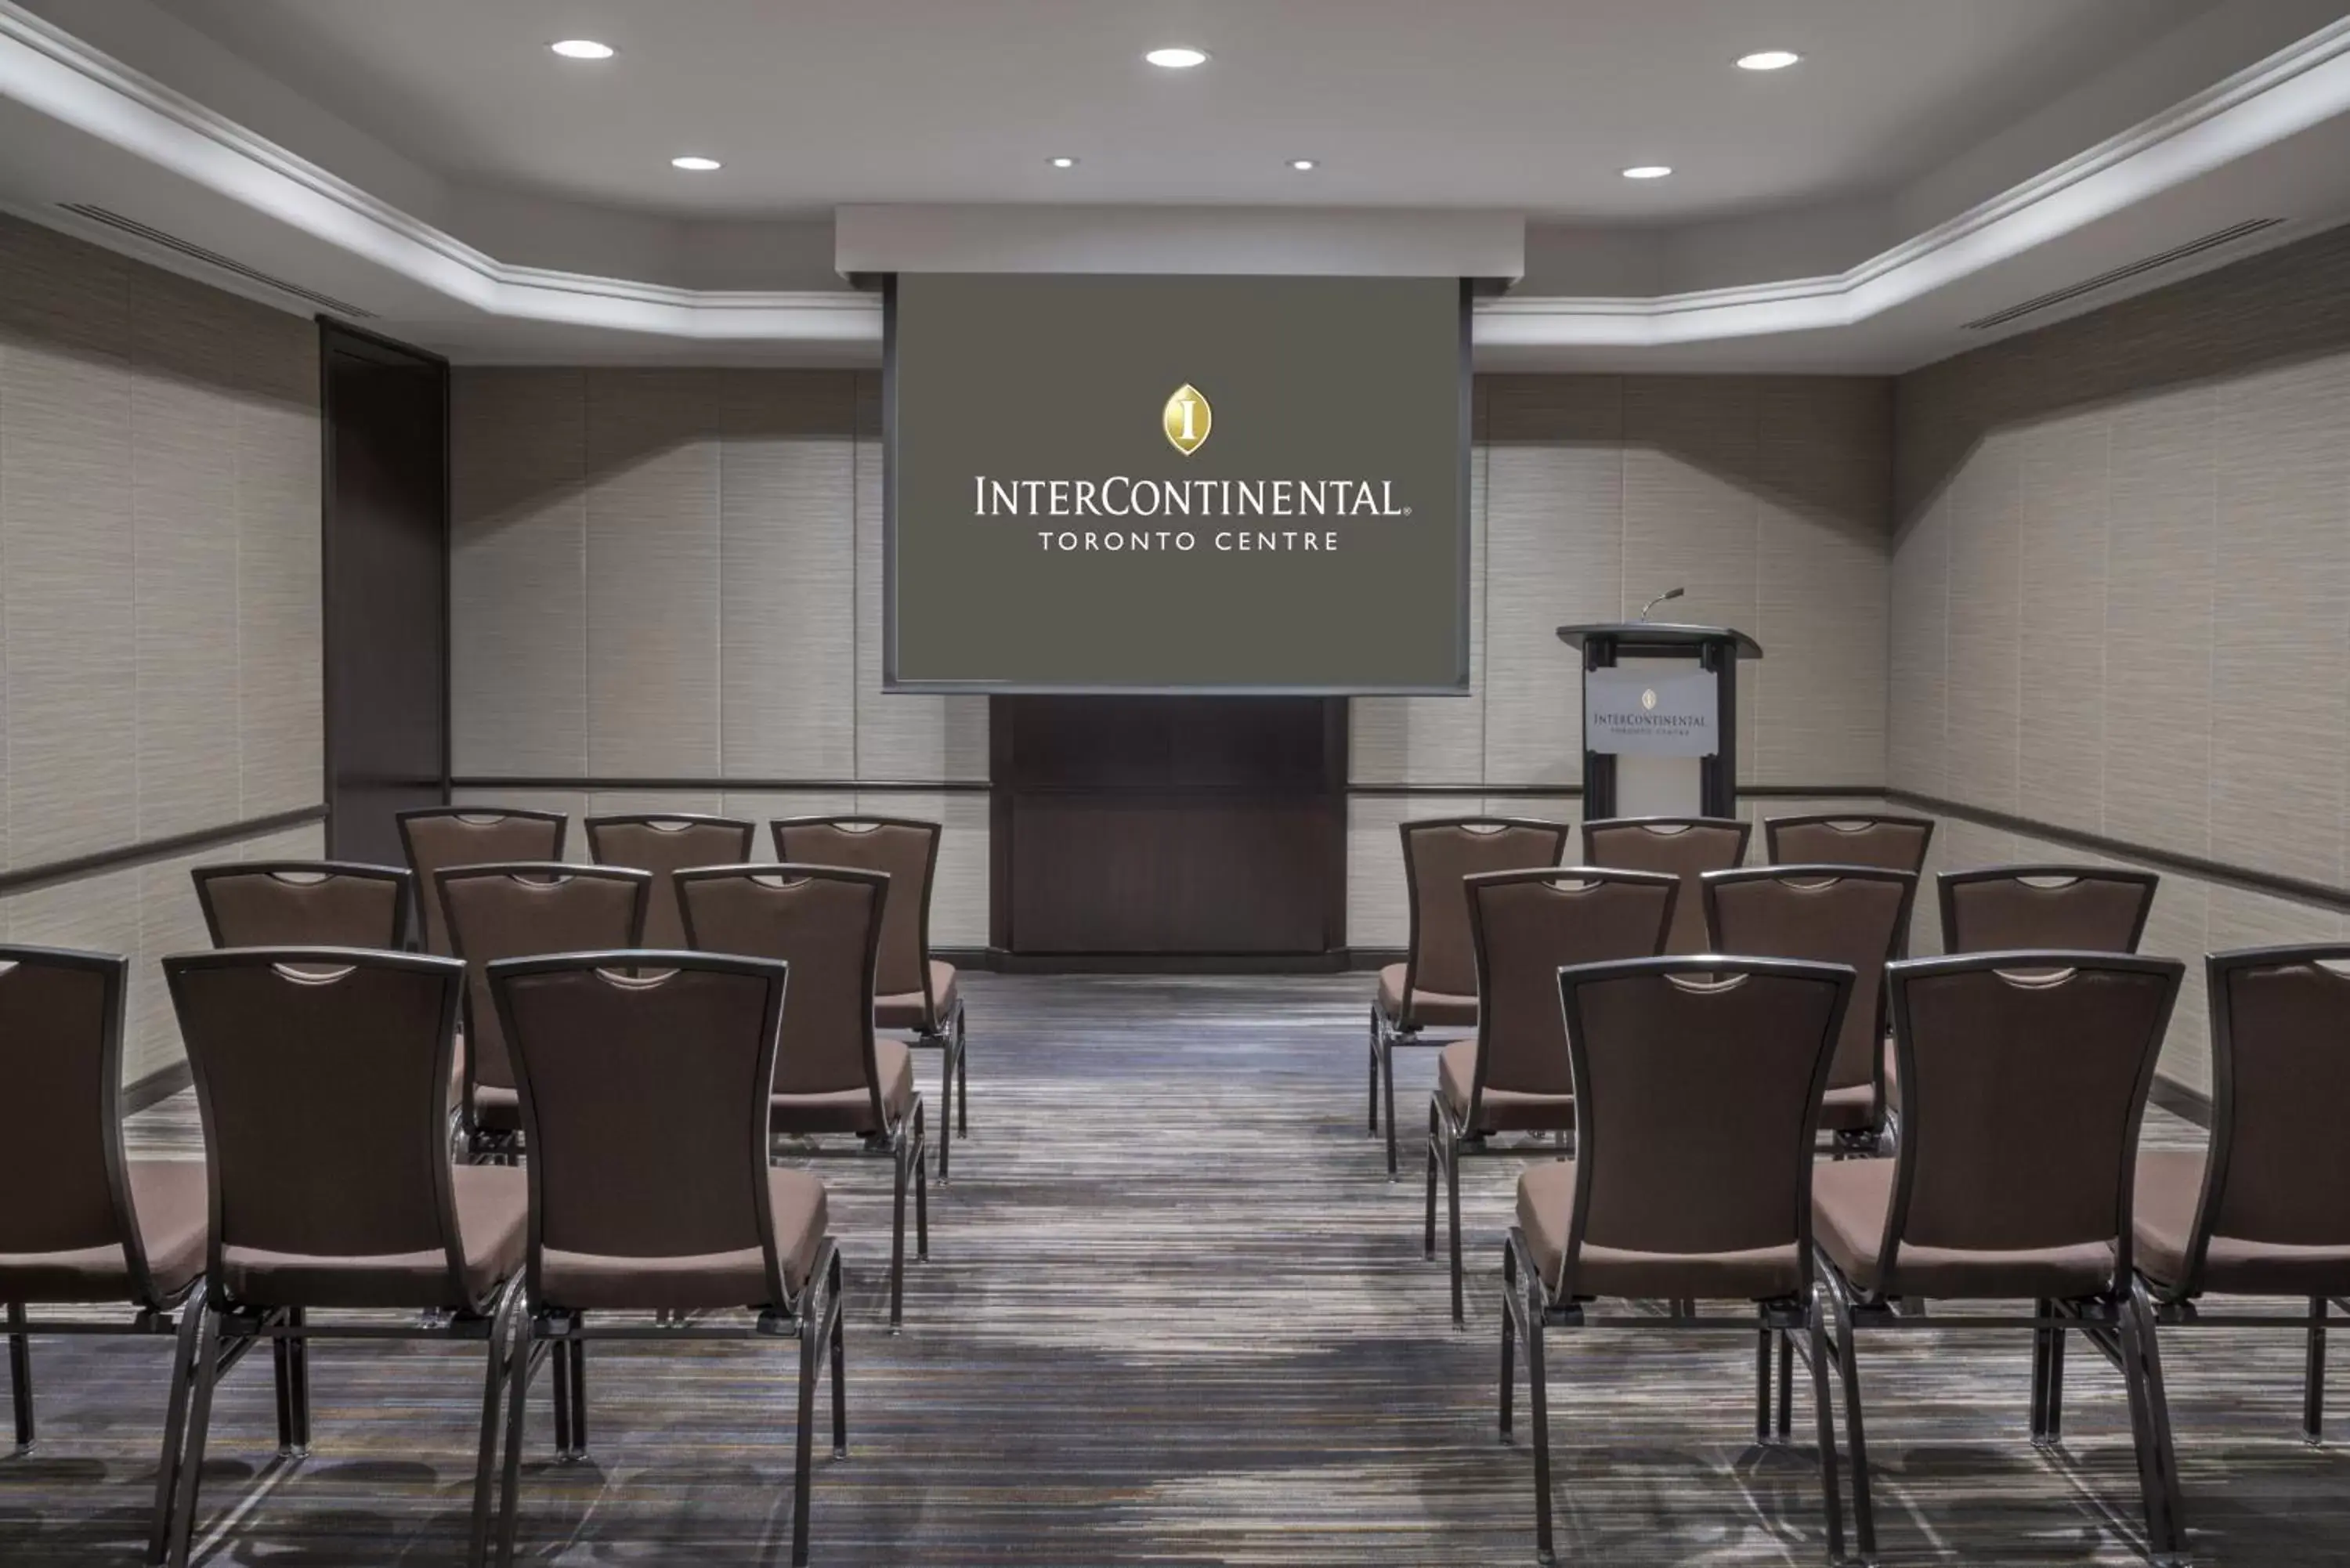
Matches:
[1809,951,2187,1566]
[1424,868,1678,1325]
[192,862,412,949]
[2133,943,2350,1451]
[486,951,844,1568]
[1702,866,1916,1156]
[398,807,571,957]
[1580,815,1750,955]
[1372,817,1571,1179]
[1763,814,1936,880]
[584,813,754,948]
[1,947,212,1564]
[160,948,528,1568]
[1940,863,2159,955]
[678,865,928,1328]
[1501,956,1856,1567]
[772,816,967,1179]
[438,865,650,1161]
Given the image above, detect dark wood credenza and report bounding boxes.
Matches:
[988,696,1347,962]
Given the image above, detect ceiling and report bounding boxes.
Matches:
[158,0,2208,220]
[4,0,2350,369]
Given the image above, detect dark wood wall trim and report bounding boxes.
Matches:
[125,1060,195,1115]
[448,776,993,793]
[1343,782,1885,799]
[0,806,329,897]
[1885,788,2350,917]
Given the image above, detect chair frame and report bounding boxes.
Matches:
[0,945,231,1566]
[1423,867,1679,1325]
[436,862,651,1162]
[679,864,931,1330]
[2129,942,2350,1449]
[190,861,414,949]
[159,947,527,1568]
[486,951,848,1568]
[1499,955,1853,1568]
[1372,816,1571,1180]
[1813,949,2188,1567]
[771,815,970,1180]
[1760,812,1936,875]
[1936,863,2159,954]
[1701,863,1918,1158]
[396,807,573,954]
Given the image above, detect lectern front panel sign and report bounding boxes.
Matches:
[1585,669,1718,757]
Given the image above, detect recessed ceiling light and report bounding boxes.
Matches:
[549,39,615,60]
[1144,45,1209,69]
[1621,164,1672,179]
[671,155,722,172]
[1737,49,1802,70]
[1287,158,1318,172]
[1048,155,1079,169]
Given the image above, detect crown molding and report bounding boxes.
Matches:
[5,2,2349,355]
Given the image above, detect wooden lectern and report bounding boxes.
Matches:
[1555,623,1762,819]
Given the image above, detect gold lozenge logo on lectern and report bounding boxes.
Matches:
[1162,384,1212,456]
[1640,688,1658,710]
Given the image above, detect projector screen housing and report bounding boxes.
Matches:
[884,273,1470,694]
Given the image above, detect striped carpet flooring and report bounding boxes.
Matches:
[3,971,2348,1564]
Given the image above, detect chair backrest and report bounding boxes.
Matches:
[1763,814,1935,876]
[1882,952,2181,1284]
[398,807,569,956]
[584,815,756,948]
[677,865,888,1115]
[770,817,940,1006]
[1581,816,1751,954]
[1398,817,1570,1006]
[164,948,473,1306]
[1551,956,1853,1299]
[1938,865,2157,955]
[1704,867,1915,1095]
[0,946,157,1301]
[436,865,649,1097]
[2175,944,2350,1291]
[1462,869,1678,1111]
[490,952,793,1310]
[193,861,411,949]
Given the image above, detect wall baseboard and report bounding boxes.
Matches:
[125,1060,193,1115]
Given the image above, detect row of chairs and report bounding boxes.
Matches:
[1,942,844,1568]
[1492,941,2350,1568]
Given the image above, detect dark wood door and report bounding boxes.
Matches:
[991,696,1346,958]
[321,323,448,863]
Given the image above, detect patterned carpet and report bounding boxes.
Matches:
[3,972,2348,1565]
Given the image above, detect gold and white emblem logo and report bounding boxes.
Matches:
[1162,384,1212,456]
[1640,688,1658,711]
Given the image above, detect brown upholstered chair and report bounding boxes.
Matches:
[1,946,210,1563]
[1810,951,2186,1565]
[1938,863,2158,954]
[486,952,844,1568]
[1579,815,1750,955]
[437,865,650,1160]
[160,948,528,1568]
[2134,943,2350,1447]
[397,807,570,957]
[1702,866,1916,1154]
[192,862,412,949]
[1373,817,1571,1179]
[678,865,928,1328]
[1501,956,1856,1566]
[584,813,754,948]
[772,816,968,1179]
[1424,868,1678,1324]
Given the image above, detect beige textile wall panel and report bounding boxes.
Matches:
[1890,223,2350,1096]
[0,214,322,1085]
[451,369,589,775]
[718,373,858,779]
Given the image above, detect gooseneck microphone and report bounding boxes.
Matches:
[1637,586,1685,620]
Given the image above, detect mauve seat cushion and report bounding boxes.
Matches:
[541,1169,829,1311]
[874,960,957,1030]
[0,1158,208,1305]
[221,1164,526,1310]
[771,1039,916,1136]
[1516,1158,1802,1302]
[1813,1158,2117,1300]
[2135,1148,2350,1297]
[1438,1039,1574,1133]
[1377,965,1477,1028]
